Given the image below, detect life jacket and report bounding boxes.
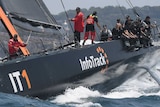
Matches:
[86,14,96,24]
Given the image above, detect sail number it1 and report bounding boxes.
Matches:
[8,69,31,93]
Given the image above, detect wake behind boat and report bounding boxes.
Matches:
[0,0,160,99]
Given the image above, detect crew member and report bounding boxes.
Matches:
[8,34,27,58]
[144,16,152,35]
[70,7,85,47]
[100,25,112,41]
[143,16,154,46]
[82,11,101,45]
[115,19,123,39]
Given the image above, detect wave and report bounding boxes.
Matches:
[0,92,58,107]
[51,48,160,106]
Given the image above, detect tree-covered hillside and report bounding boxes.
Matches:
[54,6,160,30]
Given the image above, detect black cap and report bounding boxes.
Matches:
[13,34,18,38]
[13,34,18,41]
[117,19,120,22]
[92,11,97,15]
[76,7,80,11]
[146,16,150,19]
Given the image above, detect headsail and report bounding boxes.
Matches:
[0,0,61,32]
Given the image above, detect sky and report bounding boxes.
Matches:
[43,0,160,15]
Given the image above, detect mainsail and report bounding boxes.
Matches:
[0,0,68,55]
[0,0,61,32]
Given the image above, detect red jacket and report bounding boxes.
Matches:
[72,12,84,32]
[8,39,26,55]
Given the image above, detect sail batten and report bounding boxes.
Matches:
[9,12,61,29]
[0,0,61,31]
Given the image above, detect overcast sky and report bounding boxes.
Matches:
[43,0,160,15]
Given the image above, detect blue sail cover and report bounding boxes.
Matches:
[0,0,61,32]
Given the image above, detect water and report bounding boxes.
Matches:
[1,44,160,107]
[1,86,160,107]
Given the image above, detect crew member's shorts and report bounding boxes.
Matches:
[85,24,95,32]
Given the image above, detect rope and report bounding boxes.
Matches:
[60,0,74,33]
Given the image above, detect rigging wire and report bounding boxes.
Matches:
[125,0,147,28]
[36,0,71,47]
[116,0,126,19]
[25,31,32,44]
[125,0,140,18]
[60,0,74,33]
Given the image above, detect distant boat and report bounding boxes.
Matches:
[0,0,159,99]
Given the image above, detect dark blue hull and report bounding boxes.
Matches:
[0,40,159,99]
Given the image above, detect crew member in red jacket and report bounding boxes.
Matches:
[8,34,27,58]
[70,7,85,46]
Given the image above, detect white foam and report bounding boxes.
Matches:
[69,102,102,107]
[103,90,143,99]
[103,49,160,99]
[52,86,101,104]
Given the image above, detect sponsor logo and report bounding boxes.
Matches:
[79,47,109,71]
[8,69,31,93]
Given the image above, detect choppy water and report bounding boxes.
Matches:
[1,42,160,107]
[1,85,160,107]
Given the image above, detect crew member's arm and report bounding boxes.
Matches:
[70,18,75,21]
[19,42,27,47]
[96,22,102,30]
[94,17,101,30]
